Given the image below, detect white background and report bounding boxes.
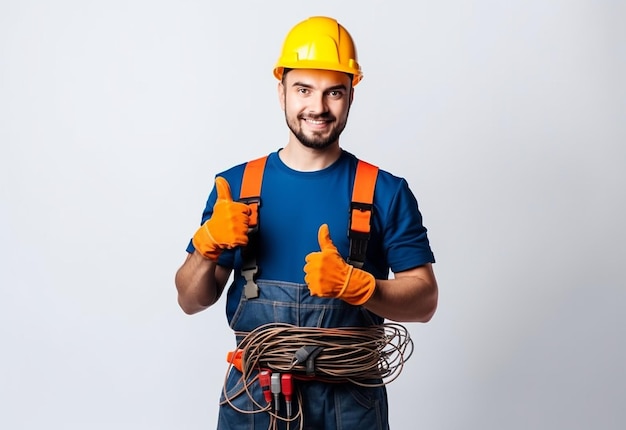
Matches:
[1,1,624,429]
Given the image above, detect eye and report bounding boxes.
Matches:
[327,90,343,98]
[297,87,310,95]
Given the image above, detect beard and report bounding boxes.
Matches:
[285,111,349,150]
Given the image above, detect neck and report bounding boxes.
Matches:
[279,141,342,172]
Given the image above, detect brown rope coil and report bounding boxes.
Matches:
[220,323,415,427]
[235,322,414,386]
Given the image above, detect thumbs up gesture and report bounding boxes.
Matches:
[304,224,376,306]
[192,177,251,260]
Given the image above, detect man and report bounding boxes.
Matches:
[175,16,438,429]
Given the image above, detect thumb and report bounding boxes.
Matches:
[317,224,336,251]
[214,177,233,202]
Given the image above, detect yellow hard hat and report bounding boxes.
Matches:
[273,16,363,86]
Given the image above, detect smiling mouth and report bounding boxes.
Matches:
[305,118,327,125]
[300,115,334,126]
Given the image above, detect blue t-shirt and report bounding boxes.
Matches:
[187,149,434,287]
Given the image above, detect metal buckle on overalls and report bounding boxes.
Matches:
[242,264,259,299]
[239,197,261,300]
[347,201,372,269]
[239,196,261,234]
[347,234,368,269]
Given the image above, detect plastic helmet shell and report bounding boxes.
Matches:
[273,16,363,86]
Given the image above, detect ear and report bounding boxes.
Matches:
[277,81,286,111]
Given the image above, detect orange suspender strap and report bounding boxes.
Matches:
[239,155,268,230]
[348,160,379,268]
[238,155,268,299]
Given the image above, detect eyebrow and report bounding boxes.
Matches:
[291,82,349,92]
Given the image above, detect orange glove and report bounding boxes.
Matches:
[304,224,376,306]
[192,177,251,260]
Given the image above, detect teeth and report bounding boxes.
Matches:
[306,119,325,124]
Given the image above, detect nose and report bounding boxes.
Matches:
[308,93,328,115]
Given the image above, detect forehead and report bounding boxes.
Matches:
[284,69,352,88]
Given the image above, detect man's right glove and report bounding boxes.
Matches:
[192,177,251,261]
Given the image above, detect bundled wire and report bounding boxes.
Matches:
[236,322,413,386]
[220,323,414,429]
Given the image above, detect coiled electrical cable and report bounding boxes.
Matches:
[220,322,414,429]
[238,322,413,385]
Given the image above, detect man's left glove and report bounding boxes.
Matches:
[304,224,376,306]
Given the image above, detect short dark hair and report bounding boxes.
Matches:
[281,68,292,84]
